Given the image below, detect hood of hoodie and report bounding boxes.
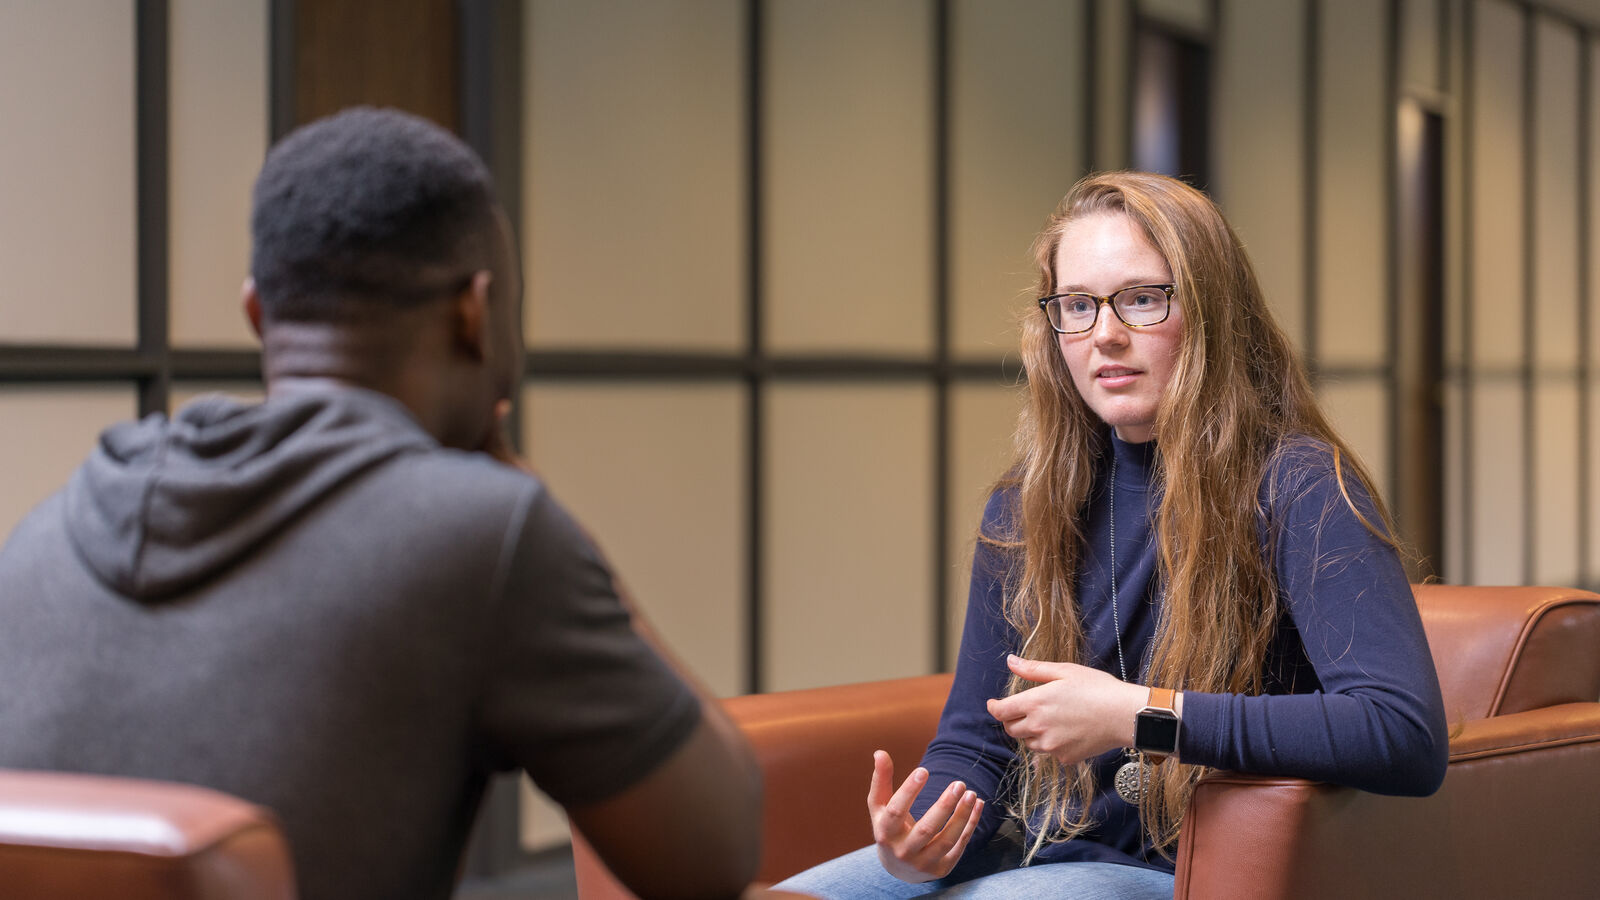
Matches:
[65,387,437,601]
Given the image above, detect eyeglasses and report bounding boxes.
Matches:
[1037,284,1175,335]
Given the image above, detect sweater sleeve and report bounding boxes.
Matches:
[1176,444,1449,795]
[910,491,1020,849]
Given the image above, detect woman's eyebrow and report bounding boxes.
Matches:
[1056,278,1171,293]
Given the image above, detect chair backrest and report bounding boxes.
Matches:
[0,769,296,900]
[1414,584,1600,723]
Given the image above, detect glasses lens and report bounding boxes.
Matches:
[1113,287,1169,326]
[1048,295,1098,333]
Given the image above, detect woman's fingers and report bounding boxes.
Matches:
[880,764,929,824]
[866,750,896,817]
[926,788,979,855]
[937,798,985,868]
[903,780,965,847]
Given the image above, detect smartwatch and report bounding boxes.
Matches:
[1133,686,1181,760]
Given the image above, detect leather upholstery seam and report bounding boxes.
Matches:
[1448,731,1600,762]
[1487,595,1600,717]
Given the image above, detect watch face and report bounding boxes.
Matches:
[1135,710,1180,753]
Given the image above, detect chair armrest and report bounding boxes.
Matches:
[724,674,954,884]
[0,769,295,900]
[572,674,952,899]
[1175,703,1600,899]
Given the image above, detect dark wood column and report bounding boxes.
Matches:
[276,0,460,133]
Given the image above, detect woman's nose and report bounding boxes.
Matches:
[1090,302,1129,346]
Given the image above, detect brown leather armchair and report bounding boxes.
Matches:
[0,769,296,900]
[574,584,1600,898]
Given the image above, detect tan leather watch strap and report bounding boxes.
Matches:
[1137,687,1180,762]
[1148,687,1176,712]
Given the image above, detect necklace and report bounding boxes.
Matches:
[1108,449,1147,806]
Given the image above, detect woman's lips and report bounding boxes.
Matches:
[1095,366,1141,387]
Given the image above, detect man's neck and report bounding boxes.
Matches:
[258,319,452,440]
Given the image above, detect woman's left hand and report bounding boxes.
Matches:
[985,654,1148,765]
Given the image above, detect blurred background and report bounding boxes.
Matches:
[1,0,1597,892]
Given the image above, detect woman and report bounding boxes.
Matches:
[777,172,1448,898]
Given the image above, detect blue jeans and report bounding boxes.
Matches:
[772,833,1174,900]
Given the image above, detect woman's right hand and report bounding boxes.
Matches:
[866,749,985,883]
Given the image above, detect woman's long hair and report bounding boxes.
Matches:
[992,172,1397,856]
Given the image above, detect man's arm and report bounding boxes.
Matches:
[568,698,762,899]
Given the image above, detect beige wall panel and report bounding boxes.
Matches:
[1138,0,1212,34]
[517,778,568,853]
[524,0,743,351]
[522,384,745,697]
[1443,379,1468,584]
[1216,0,1306,350]
[169,0,267,348]
[946,382,1024,665]
[1315,0,1388,369]
[949,0,1083,360]
[1469,0,1525,370]
[1470,379,1525,585]
[1532,379,1581,586]
[1401,0,1442,94]
[765,1,933,355]
[1533,18,1581,369]
[0,389,136,543]
[764,385,933,690]
[1316,377,1391,505]
[0,2,136,345]
[1095,0,1132,170]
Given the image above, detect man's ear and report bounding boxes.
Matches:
[242,278,264,340]
[452,271,494,362]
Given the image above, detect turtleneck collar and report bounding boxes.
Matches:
[1109,431,1159,490]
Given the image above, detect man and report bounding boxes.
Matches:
[0,107,761,899]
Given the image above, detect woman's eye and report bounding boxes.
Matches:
[1064,298,1094,315]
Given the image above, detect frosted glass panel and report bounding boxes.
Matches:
[1138,0,1212,33]
[169,0,268,348]
[1470,379,1524,585]
[1443,379,1468,584]
[522,384,745,697]
[1216,0,1306,349]
[1532,379,1580,586]
[765,0,933,354]
[1592,36,1600,587]
[950,0,1084,359]
[947,382,1024,665]
[1470,0,1525,370]
[765,385,933,690]
[524,0,743,351]
[1590,376,1600,586]
[0,389,136,543]
[1401,0,1442,93]
[1317,376,1391,506]
[1316,0,1387,368]
[0,2,136,345]
[1533,17,1580,370]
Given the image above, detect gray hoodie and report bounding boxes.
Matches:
[0,387,698,900]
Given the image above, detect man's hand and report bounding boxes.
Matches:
[867,750,984,884]
[985,654,1149,765]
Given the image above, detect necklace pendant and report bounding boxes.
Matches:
[1114,754,1143,805]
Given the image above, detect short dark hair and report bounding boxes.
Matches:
[250,106,499,321]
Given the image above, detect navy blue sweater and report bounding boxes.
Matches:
[913,435,1449,871]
